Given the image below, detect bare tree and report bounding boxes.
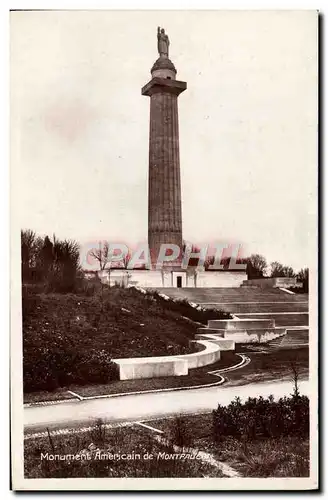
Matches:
[89,241,110,270]
[21,229,36,252]
[246,254,267,279]
[270,261,285,277]
[283,266,296,278]
[270,261,295,278]
[21,229,36,280]
[290,361,300,399]
[297,267,309,293]
[123,251,131,269]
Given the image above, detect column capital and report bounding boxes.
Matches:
[142,77,187,97]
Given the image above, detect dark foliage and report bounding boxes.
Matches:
[246,254,267,279]
[168,415,194,448]
[296,268,309,294]
[212,393,309,442]
[24,347,119,392]
[270,261,295,278]
[21,229,82,293]
[205,253,267,278]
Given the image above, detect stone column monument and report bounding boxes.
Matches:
[142,27,187,267]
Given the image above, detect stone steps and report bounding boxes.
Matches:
[233,312,309,327]
[215,302,309,314]
[208,318,275,330]
[155,287,308,304]
[269,328,309,346]
[199,318,286,344]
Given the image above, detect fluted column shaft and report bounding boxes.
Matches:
[142,76,186,266]
[148,91,182,263]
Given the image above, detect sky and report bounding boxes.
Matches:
[11,10,318,272]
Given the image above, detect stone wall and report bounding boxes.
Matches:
[223,328,286,343]
[242,277,298,288]
[114,356,188,381]
[98,269,247,288]
[113,339,222,380]
[175,340,221,369]
[200,318,287,344]
[196,271,247,288]
[194,335,235,350]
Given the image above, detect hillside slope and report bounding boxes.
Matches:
[23,285,229,392]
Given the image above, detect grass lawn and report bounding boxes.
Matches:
[144,411,309,477]
[24,389,76,404]
[24,405,309,478]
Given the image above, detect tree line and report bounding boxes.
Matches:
[21,229,82,292]
[21,229,309,293]
[202,250,308,290]
[242,254,308,292]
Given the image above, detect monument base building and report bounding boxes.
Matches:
[98,268,247,289]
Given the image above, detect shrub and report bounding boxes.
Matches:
[21,230,82,294]
[168,415,194,448]
[90,418,107,446]
[212,394,309,442]
[23,347,119,392]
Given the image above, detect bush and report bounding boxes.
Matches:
[168,415,194,448]
[23,347,119,392]
[212,393,309,442]
[21,230,82,294]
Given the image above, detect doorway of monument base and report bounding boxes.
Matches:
[171,271,187,288]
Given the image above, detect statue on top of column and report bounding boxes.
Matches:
[157,27,170,58]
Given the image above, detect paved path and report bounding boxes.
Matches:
[234,312,307,315]
[25,379,309,434]
[198,302,308,305]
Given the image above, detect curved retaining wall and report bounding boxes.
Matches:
[195,334,235,351]
[174,340,221,369]
[113,339,221,380]
[113,356,188,381]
